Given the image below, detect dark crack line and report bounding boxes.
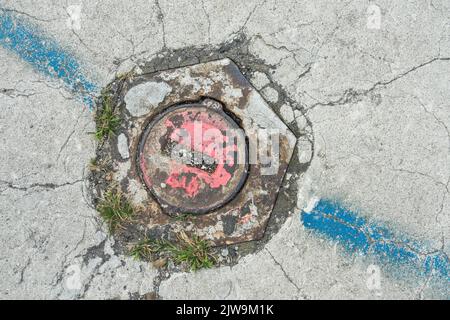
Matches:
[415,97,450,144]
[154,0,167,49]
[18,257,31,285]
[200,0,211,44]
[389,167,449,193]
[0,88,39,98]
[53,221,88,298]
[251,34,309,70]
[56,111,84,162]
[306,57,450,111]
[265,248,303,296]
[0,179,83,193]
[0,7,59,22]
[231,0,267,38]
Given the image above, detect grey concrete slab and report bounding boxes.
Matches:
[0,0,448,299]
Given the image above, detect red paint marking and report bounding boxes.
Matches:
[166,173,200,197]
[165,162,232,198]
[239,213,252,225]
[163,110,239,197]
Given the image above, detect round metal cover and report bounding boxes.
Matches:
[138,100,248,215]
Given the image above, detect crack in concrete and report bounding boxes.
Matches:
[306,57,450,112]
[56,112,84,162]
[251,34,314,79]
[229,0,267,40]
[77,237,111,299]
[0,179,83,194]
[390,167,449,191]
[17,78,84,103]
[0,7,59,23]
[78,260,103,299]
[18,257,31,285]
[61,6,98,56]
[265,248,305,298]
[200,0,211,44]
[154,0,167,49]
[415,97,450,144]
[416,269,434,300]
[51,221,88,298]
[0,87,40,98]
[435,177,450,224]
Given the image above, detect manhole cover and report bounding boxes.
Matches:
[92,59,297,246]
[138,99,249,215]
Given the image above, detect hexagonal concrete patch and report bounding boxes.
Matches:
[92,58,296,247]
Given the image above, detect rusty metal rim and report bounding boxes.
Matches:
[136,99,250,216]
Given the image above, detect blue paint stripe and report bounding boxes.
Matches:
[0,10,97,107]
[301,199,449,282]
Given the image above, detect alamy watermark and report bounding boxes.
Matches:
[65,264,82,291]
[367,4,382,30]
[66,5,82,31]
[366,264,382,297]
[166,122,281,176]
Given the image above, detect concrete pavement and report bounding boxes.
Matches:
[0,0,448,299]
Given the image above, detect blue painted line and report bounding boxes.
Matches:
[301,199,449,283]
[0,10,97,107]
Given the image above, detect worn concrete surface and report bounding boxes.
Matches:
[0,0,449,299]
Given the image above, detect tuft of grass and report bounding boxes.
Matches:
[88,157,111,173]
[116,70,135,81]
[174,213,191,221]
[95,94,120,141]
[97,187,134,232]
[131,232,216,271]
